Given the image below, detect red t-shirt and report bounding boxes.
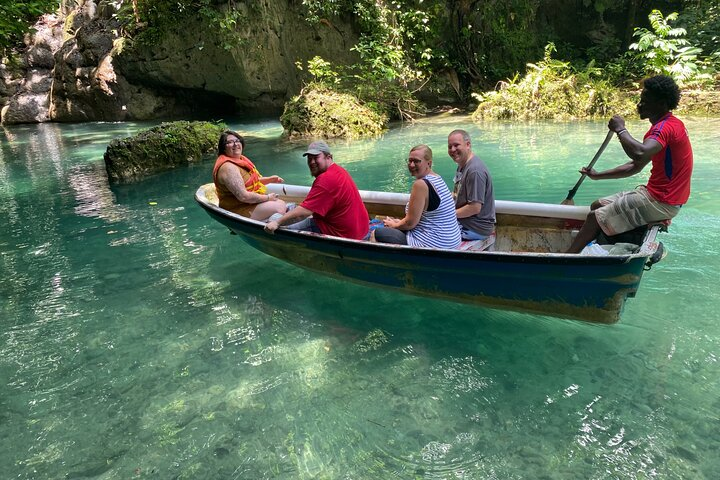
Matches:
[644,113,693,205]
[300,163,369,239]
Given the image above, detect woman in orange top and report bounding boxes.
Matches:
[212,130,286,220]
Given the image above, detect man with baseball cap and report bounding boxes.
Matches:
[264,141,369,240]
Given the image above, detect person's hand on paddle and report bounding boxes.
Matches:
[579,166,600,179]
[608,115,626,134]
[561,129,614,205]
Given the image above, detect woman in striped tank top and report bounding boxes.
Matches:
[373,145,461,249]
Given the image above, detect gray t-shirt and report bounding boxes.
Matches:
[453,154,496,235]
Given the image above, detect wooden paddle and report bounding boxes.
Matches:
[562,130,615,205]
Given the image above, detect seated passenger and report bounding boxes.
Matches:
[264,141,369,240]
[212,130,286,220]
[373,145,461,248]
[447,129,496,240]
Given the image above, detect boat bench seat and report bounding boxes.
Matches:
[456,232,496,252]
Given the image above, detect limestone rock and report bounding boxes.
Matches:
[1,92,50,124]
[1,14,63,125]
[4,0,360,123]
[114,1,359,114]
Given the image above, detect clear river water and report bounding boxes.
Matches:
[1,116,719,479]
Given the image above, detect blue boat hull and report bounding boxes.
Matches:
[197,189,656,324]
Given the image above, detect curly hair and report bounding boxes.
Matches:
[642,75,681,110]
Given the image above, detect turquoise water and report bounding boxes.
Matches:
[1,116,719,479]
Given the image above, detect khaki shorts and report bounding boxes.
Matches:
[595,186,680,236]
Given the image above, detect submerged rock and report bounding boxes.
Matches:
[103,121,225,184]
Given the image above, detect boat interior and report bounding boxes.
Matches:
[199,184,654,255]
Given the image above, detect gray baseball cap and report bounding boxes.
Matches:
[303,141,331,156]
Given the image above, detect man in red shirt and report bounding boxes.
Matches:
[567,75,693,253]
[264,141,369,240]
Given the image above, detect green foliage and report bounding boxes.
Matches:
[679,2,720,83]
[471,44,636,121]
[681,3,720,56]
[0,0,59,56]
[116,0,248,51]
[301,0,347,23]
[299,1,442,120]
[443,0,543,85]
[280,85,386,139]
[296,56,340,86]
[629,9,706,86]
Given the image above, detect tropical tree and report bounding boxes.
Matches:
[629,9,704,85]
[0,0,59,56]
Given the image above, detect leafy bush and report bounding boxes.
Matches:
[115,0,248,50]
[471,44,635,121]
[300,1,441,120]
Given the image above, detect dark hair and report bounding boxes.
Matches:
[217,130,245,156]
[642,75,681,110]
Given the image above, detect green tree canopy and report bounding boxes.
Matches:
[0,1,59,57]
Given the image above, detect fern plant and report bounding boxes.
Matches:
[629,10,704,85]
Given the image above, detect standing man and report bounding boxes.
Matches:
[448,129,496,240]
[264,141,369,240]
[567,75,693,253]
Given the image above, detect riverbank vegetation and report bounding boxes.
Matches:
[471,44,636,121]
[473,6,719,121]
[4,1,719,132]
[296,2,719,129]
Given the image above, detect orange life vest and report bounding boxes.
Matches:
[212,154,267,195]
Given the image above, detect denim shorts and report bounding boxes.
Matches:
[460,226,490,241]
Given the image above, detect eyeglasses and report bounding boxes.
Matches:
[226,140,242,146]
[407,158,424,165]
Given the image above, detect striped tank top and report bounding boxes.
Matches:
[406,174,461,249]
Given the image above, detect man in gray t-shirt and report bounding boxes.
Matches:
[448,129,496,239]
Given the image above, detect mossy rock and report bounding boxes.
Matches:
[104,121,226,184]
[280,86,387,139]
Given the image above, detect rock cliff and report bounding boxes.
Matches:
[1,0,359,124]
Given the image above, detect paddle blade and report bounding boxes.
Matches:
[561,198,575,205]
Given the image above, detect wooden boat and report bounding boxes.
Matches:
[195,183,665,324]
